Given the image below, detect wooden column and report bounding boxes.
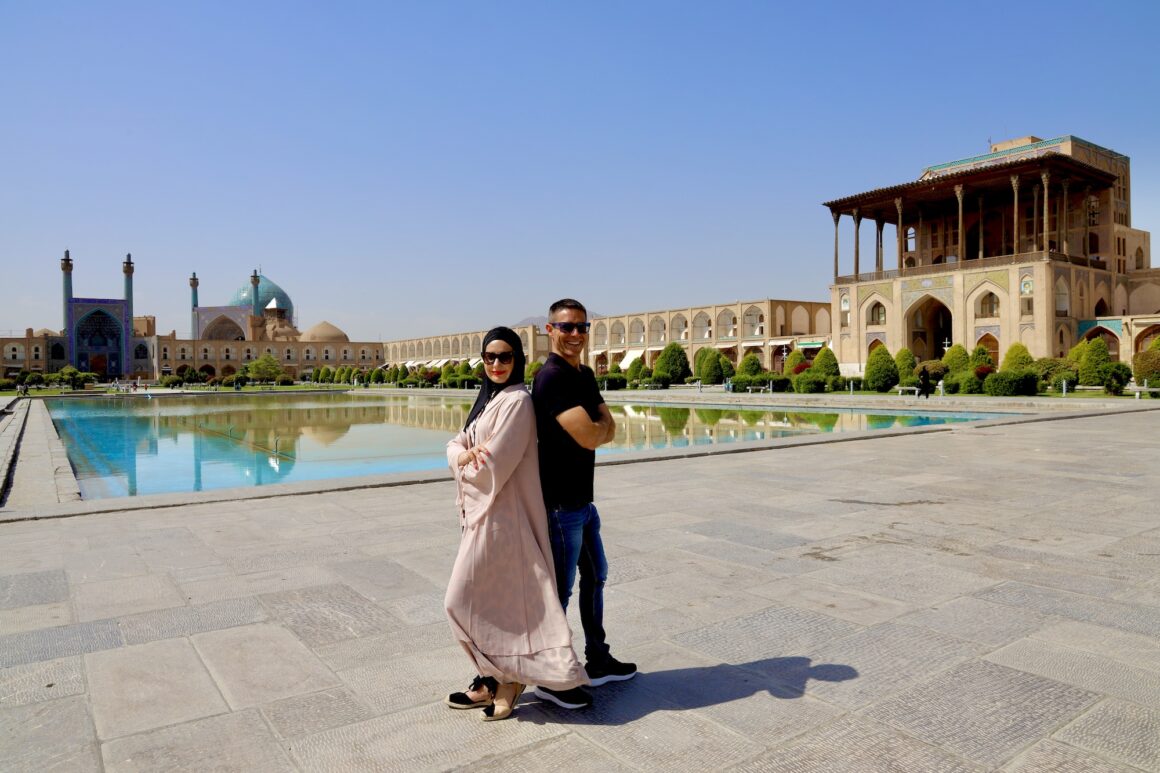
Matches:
[1061,179,1070,255]
[1033,185,1040,251]
[1083,186,1091,257]
[977,195,984,260]
[1011,175,1021,253]
[1041,171,1051,254]
[832,209,841,279]
[853,208,862,277]
[875,217,884,273]
[955,185,964,261]
[895,197,904,271]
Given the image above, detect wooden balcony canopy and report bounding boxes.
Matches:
[822,153,1117,222]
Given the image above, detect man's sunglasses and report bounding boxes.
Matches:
[482,351,515,365]
[551,322,591,334]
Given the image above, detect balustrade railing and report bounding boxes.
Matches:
[835,250,1109,285]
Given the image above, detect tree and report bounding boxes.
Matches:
[58,365,81,389]
[941,344,970,374]
[718,355,735,380]
[894,348,916,380]
[625,357,645,383]
[737,353,763,377]
[693,347,718,380]
[863,346,899,392]
[246,353,284,384]
[811,347,840,379]
[1000,343,1034,372]
[1066,339,1088,364]
[609,360,621,374]
[654,343,693,382]
[1078,337,1111,386]
[457,360,472,376]
[525,361,543,382]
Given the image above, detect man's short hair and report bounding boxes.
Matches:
[549,298,587,320]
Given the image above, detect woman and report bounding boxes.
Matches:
[444,327,587,721]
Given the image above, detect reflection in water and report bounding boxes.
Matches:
[46,394,990,500]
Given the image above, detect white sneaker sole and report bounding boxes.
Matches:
[587,671,636,687]
[532,686,590,709]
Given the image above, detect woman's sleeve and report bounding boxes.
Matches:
[447,430,469,474]
[459,394,534,496]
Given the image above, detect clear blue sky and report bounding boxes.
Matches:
[3,1,1159,341]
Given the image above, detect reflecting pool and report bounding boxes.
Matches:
[45,393,1002,499]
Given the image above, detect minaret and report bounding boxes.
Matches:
[190,272,200,338]
[123,253,134,369]
[250,269,261,318]
[123,253,134,326]
[61,249,73,331]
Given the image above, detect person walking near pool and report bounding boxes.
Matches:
[531,298,637,710]
[443,326,588,721]
[918,365,932,399]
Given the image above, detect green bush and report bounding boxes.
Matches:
[863,346,899,392]
[221,375,235,387]
[941,344,970,374]
[653,344,692,383]
[782,349,805,375]
[898,375,919,388]
[608,360,622,374]
[969,345,994,369]
[737,353,763,377]
[983,369,1039,396]
[1102,362,1133,395]
[811,347,840,379]
[1078,338,1111,386]
[729,374,754,392]
[1066,339,1088,364]
[1000,343,1035,372]
[0,379,15,391]
[768,374,792,392]
[827,375,847,392]
[794,371,827,393]
[914,360,948,381]
[945,370,983,394]
[719,356,735,380]
[894,348,917,380]
[1151,336,1160,352]
[625,358,645,383]
[277,375,294,386]
[160,375,183,388]
[701,355,724,385]
[1052,370,1079,394]
[601,373,627,390]
[1132,350,1160,394]
[525,361,543,381]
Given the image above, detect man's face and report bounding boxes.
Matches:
[547,307,589,363]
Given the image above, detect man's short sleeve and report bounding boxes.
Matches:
[538,362,583,418]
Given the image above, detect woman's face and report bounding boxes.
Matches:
[482,341,516,385]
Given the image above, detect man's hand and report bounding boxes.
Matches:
[556,404,616,450]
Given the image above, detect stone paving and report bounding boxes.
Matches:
[1,396,1159,771]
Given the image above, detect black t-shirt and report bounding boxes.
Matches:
[532,353,605,510]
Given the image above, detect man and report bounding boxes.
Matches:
[531,298,636,711]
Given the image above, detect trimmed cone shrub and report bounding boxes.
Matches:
[941,344,970,374]
[1078,337,1111,386]
[1102,362,1133,395]
[969,345,993,369]
[654,343,692,383]
[1001,342,1034,372]
[863,346,899,392]
[737,353,763,376]
[701,355,724,385]
[783,349,805,375]
[719,356,735,379]
[894,348,917,380]
[1066,339,1089,364]
[811,347,840,379]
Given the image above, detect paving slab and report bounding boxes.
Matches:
[0,403,1158,770]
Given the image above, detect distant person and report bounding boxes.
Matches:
[531,298,637,710]
[918,366,931,399]
[443,327,587,721]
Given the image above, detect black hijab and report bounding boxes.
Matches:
[463,326,527,430]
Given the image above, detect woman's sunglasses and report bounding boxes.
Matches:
[551,322,591,334]
[482,351,515,365]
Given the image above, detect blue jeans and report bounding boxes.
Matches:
[546,503,610,665]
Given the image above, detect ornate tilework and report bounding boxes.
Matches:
[974,325,1000,343]
[966,270,1009,295]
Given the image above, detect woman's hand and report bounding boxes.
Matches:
[457,445,490,471]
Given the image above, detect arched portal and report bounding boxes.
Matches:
[906,296,953,361]
[75,309,123,378]
[1094,298,1109,316]
[976,333,999,365]
[203,316,246,341]
[1136,325,1160,353]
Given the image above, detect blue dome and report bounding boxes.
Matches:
[228,274,294,320]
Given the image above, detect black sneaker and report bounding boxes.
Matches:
[533,685,592,709]
[585,656,637,686]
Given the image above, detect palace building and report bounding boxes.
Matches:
[825,135,1158,374]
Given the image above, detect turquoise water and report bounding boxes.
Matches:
[45,393,1004,500]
